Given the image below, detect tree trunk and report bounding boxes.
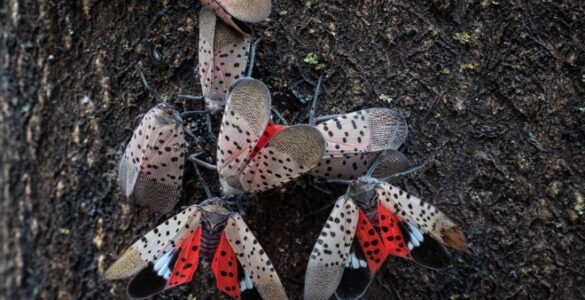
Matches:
[2,0,584,299]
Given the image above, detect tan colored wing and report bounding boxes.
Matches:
[304,196,359,300]
[225,214,288,300]
[105,205,201,280]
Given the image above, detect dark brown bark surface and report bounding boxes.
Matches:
[1,0,584,299]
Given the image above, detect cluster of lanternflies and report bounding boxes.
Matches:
[105,1,469,299]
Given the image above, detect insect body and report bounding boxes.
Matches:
[200,0,271,35]
[216,78,326,195]
[305,166,467,299]
[309,108,409,180]
[105,198,288,299]
[199,7,252,112]
[118,103,186,214]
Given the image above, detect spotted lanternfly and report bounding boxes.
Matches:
[118,103,186,214]
[200,0,271,35]
[105,198,288,299]
[216,78,326,195]
[304,154,467,300]
[199,7,252,112]
[309,108,409,180]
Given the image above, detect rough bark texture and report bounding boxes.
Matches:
[2,0,584,299]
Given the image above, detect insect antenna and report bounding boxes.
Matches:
[192,160,213,199]
[138,69,164,102]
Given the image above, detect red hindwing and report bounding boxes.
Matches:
[250,122,286,158]
[211,232,240,299]
[167,227,202,288]
[356,209,388,272]
[377,202,411,259]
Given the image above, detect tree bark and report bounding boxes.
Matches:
[2,0,584,299]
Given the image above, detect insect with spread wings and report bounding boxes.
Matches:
[305,151,468,299]
[105,198,288,299]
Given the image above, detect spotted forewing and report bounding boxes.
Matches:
[118,103,186,214]
[304,196,359,300]
[199,7,251,112]
[310,108,408,180]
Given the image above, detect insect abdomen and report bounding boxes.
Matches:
[200,226,222,261]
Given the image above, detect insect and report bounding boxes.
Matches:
[199,7,252,112]
[304,152,468,300]
[200,0,271,35]
[105,198,288,299]
[118,103,186,214]
[309,108,409,180]
[192,77,326,196]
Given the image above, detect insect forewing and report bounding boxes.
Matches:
[105,204,201,281]
[239,125,325,192]
[304,196,359,300]
[118,103,186,214]
[310,108,408,179]
[225,214,288,300]
[199,7,251,112]
[217,78,271,179]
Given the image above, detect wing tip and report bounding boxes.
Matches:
[228,77,271,107]
[105,248,147,280]
[274,124,326,168]
[226,0,272,23]
[441,226,468,253]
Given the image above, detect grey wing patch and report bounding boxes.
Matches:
[239,125,325,192]
[201,0,271,34]
[365,108,408,150]
[217,78,271,179]
[369,149,411,178]
[304,196,359,300]
[105,205,201,280]
[219,0,272,23]
[225,214,288,300]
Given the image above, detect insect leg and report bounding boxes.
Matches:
[187,153,217,170]
[308,74,324,126]
[205,111,215,141]
[138,69,163,102]
[246,38,262,78]
[177,94,204,100]
[271,107,289,126]
[192,160,213,199]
